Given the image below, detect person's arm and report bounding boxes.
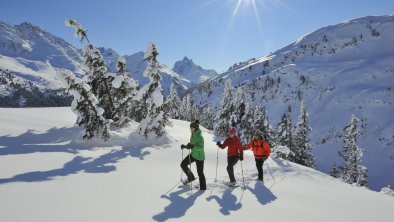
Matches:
[245,140,253,150]
[217,138,229,149]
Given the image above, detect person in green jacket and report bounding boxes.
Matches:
[180,120,206,190]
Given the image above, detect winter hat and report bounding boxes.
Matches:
[229,127,237,135]
[190,120,199,129]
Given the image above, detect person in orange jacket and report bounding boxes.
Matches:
[216,127,243,185]
[245,130,271,181]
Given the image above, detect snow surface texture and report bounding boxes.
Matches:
[190,15,394,191]
[0,107,393,222]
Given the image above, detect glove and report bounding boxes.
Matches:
[240,153,244,161]
[262,155,268,161]
[216,141,221,146]
[186,143,194,149]
[181,144,186,149]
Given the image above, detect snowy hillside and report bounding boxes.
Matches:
[173,56,218,85]
[0,107,393,222]
[190,15,394,191]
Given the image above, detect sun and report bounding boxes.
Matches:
[229,0,263,35]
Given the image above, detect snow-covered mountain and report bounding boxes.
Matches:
[0,107,393,222]
[189,15,394,191]
[173,56,218,85]
[0,22,213,106]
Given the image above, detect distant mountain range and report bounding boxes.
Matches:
[0,21,217,106]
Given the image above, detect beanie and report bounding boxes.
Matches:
[190,120,199,129]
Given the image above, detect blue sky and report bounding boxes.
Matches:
[1,0,393,72]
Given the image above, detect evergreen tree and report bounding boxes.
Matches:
[292,101,315,168]
[185,94,194,121]
[214,79,235,136]
[231,87,246,127]
[338,115,368,186]
[166,83,181,119]
[200,105,214,130]
[137,43,170,138]
[274,107,293,158]
[112,56,138,127]
[66,19,115,121]
[60,70,110,140]
[63,19,113,140]
[239,103,255,145]
[330,163,340,178]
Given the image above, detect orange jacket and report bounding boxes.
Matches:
[246,139,271,159]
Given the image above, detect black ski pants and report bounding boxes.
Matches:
[227,156,239,183]
[181,154,206,190]
[255,156,268,180]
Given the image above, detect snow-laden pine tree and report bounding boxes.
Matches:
[274,108,293,157]
[60,70,110,140]
[292,101,315,168]
[111,56,138,127]
[200,105,214,130]
[338,115,368,186]
[330,163,340,178]
[214,79,235,136]
[66,19,115,121]
[239,103,255,145]
[137,43,170,139]
[185,94,194,121]
[231,87,246,127]
[166,83,181,119]
[63,19,113,140]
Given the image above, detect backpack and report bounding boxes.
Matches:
[263,133,273,148]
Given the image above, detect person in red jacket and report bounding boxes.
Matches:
[216,128,244,185]
[245,130,271,181]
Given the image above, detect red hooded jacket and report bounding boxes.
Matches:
[218,136,243,157]
[246,139,271,159]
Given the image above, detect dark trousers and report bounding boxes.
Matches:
[180,154,206,190]
[255,157,267,180]
[227,156,239,183]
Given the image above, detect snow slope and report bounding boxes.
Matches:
[0,107,393,222]
[190,15,394,191]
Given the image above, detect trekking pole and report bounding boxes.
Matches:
[215,146,219,182]
[181,148,184,181]
[188,148,193,191]
[240,160,246,190]
[265,161,275,183]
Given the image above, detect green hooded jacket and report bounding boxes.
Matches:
[190,128,205,161]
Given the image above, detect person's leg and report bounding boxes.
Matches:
[180,154,196,181]
[227,156,239,183]
[196,160,206,190]
[255,158,263,180]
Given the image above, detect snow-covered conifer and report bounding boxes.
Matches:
[137,43,170,138]
[200,105,214,130]
[112,56,138,126]
[239,103,255,145]
[60,70,110,140]
[338,115,368,186]
[292,101,315,168]
[214,79,235,136]
[166,83,181,119]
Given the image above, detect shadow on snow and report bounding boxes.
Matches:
[0,126,171,185]
[152,188,203,222]
[206,188,242,215]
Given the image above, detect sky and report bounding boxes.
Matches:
[1,0,393,72]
